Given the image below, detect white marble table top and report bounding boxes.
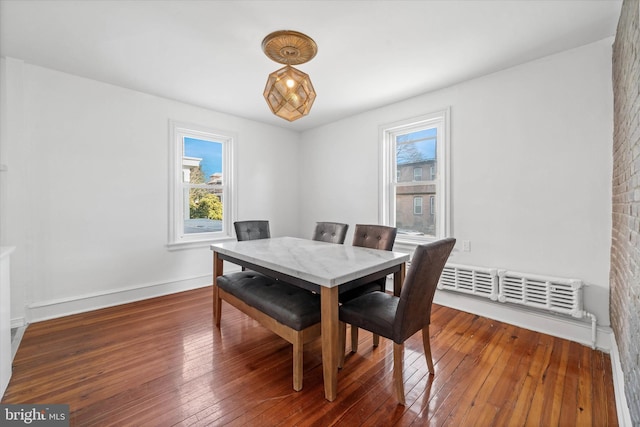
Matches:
[211,236,409,288]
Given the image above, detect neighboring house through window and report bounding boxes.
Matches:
[168,120,235,248]
[380,109,450,242]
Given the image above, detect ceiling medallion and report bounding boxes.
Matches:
[262,30,317,122]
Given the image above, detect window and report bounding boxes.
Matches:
[414,196,423,215]
[169,121,235,248]
[413,167,423,181]
[380,109,450,242]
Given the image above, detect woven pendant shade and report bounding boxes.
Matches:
[262,30,317,122]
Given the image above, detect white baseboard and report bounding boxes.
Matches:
[10,318,25,329]
[26,274,214,323]
[10,325,26,361]
[609,334,633,427]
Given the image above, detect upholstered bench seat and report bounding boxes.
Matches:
[216,271,321,331]
[214,271,322,391]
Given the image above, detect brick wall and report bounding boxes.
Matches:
[611,0,640,423]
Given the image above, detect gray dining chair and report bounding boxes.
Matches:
[338,237,456,405]
[341,224,397,351]
[312,222,349,244]
[234,220,271,271]
[234,220,270,241]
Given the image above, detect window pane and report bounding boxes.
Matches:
[396,188,436,237]
[396,128,437,183]
[183,137,223,234]
[395,128,437,237]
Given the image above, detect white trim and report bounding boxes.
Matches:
[379,108,451,242]
[168,120,236,247]
[166,236,235,251]
[10,325,26,362]
[10,318,25,329]
[24,272,232,323]
[609,334,634,426]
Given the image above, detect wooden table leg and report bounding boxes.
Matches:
[320,286,339,401]
[213,251,223,326]
[393,262,406,297]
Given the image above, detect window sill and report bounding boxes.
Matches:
[166,236,235,251]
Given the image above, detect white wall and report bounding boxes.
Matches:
[0,58,300,324]
[0,38,615,349]
[299,39,614,347]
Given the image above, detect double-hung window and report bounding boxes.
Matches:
[380,109,450,242]
[168,121,235,248]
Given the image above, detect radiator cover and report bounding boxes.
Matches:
[438,263,499,301]
[498,270,584,318]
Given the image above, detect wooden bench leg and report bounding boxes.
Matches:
[213,284,222,327]
[293,332,303,391]
[213,252,223,327]
[338,322,346,369]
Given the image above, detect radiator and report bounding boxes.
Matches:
[438,263,499,301]
[437,263,597,348]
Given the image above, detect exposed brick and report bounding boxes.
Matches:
[611,0,640,423]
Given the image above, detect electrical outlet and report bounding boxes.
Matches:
[462,240,471,252]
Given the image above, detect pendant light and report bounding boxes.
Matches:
[262,30,317,122]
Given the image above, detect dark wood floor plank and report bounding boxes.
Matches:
[1,287,618,427]
[482,326,542,427]
[424,318,514,426]
[357,311,491,427]
[526,337,570,426]
[592,349,617,426]
[451,322,523,426]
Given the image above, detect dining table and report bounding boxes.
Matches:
[210,236,410,401]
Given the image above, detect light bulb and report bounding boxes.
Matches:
[286,79,295,88]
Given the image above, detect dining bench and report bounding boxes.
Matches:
[214,270,322,391]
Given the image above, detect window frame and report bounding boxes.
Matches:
[168,120,236,249]
[379,109,451,244]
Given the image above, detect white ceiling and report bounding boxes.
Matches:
[0,0,623,132]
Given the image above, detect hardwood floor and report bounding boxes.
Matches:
[2,287,618,426]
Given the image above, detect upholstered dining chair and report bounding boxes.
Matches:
[341,224,397,351]
[234,220,270,241]
[312,221,349,244]
[338,237,456,405]
[233,220,271,271]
